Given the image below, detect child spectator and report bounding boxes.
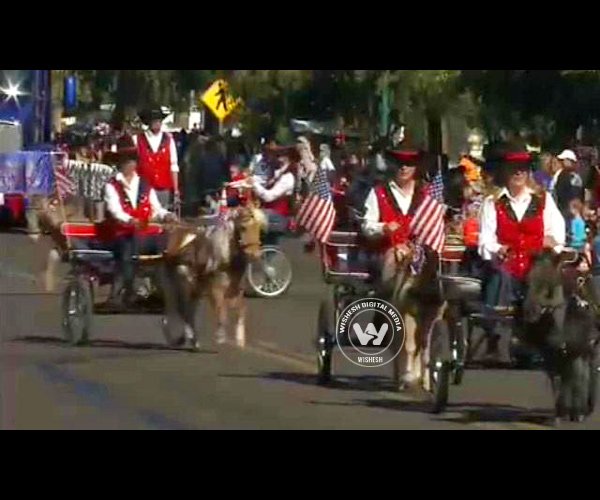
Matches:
[226,161,248,207]
[569,198,587,251]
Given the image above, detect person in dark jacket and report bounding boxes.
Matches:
[189,137,229,210]
[346,156,375,213]
[553,149,584,221]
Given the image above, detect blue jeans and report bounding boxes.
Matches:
[264,210,288,246]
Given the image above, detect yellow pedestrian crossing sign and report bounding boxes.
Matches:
[201,79,241,121]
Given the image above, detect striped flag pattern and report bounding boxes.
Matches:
[409,193,445,254]
[427,168,445,203]
[53,157,77,199]
[295,167,336,244]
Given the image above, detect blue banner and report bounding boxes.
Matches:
[25,152,54,195]
[64,76,77,110]
[0,153,26,193]
[0,151,55,195]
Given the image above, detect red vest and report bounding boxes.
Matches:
[374,184,415,252]
[495,193,545,280]
[137,132,174,191]
[263,171,292,216]
[98,178,155,240]
[264,197,291,217]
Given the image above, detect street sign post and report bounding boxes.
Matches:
[200,79,242,133]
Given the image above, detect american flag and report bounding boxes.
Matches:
[54,158,77,199]
[295,167,336,244]
[425,167,445,203]
[409,192,445,254]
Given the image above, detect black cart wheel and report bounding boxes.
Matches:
[429,319,451,414]
[62,277,93,346]
[317,297,335,385]
[448,305,466,385]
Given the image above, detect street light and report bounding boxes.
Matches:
[0,79,27,104]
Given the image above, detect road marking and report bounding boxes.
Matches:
[254,340,315,364]
[238,342,315,373]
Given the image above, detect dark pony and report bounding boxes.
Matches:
[523,251,600,423]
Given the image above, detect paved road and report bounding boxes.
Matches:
[1,231,599,430]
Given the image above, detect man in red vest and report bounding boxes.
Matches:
[135,109,180,211]
[248,146,297,243]
[479,148,566,359]
[102,151,177,307]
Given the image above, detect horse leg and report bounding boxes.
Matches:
[183,288,201,349]
[209,274,228,345]
[231,289,247,348]
[399,313,418,389]
[44,248,61,293]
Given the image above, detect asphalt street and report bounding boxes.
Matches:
[1,231,598,430]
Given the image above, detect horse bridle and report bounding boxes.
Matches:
[537,272,594,317]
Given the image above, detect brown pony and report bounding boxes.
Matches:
[162,203,267,349]
[31,194,86,292]
[383,244,446,392]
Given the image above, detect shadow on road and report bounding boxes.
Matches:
[12,335,217,354]
[219,371,399,392]
[219,370,556,427]
[354,397,555,427]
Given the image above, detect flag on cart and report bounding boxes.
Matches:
[409,192,445,254]
[295,167,336,244]
[54,159,77,199]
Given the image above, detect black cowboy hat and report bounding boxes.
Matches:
[484,143,535,187]
[384,146,429,179]
[484,142,534,171]
[138,108,170,126]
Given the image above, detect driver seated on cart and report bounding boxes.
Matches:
[360,146,446,387]
[361,147,442,289]
[478,146,566,359]
[246,145,297,245]
[99,150,177,307]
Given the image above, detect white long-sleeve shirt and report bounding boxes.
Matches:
[252,167,295,203]
[320,156,336,172]
[478,187,565,261]
[362,182,414,238]
[133,130,179,173]
[104,173,170,224]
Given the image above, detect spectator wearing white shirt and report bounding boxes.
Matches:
[319,144,336,183]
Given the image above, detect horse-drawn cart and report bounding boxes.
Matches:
[315,225,599,420]
[315,231,455,413]
[437,242,600,422]
[58,221,179,347]
[43,155,202,350]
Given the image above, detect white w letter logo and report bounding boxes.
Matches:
[353,323,389,346]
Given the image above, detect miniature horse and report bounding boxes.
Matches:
[162,204,267,349]
[384,244,446,392]
[523,252,600,423]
